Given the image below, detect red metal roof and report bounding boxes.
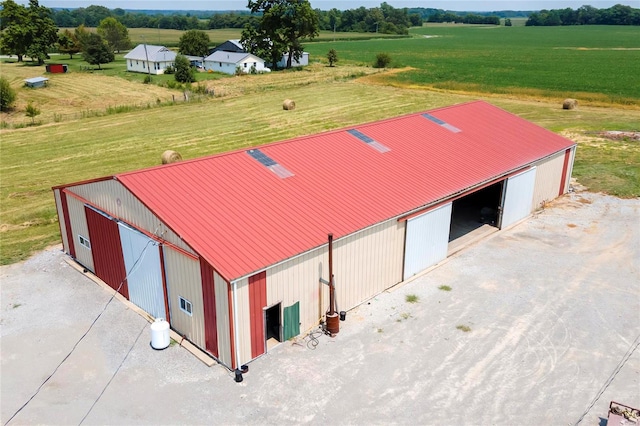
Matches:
[113,101,575,281]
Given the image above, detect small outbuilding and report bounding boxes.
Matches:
[124,44,176,75]
[275,51,310,68]
[53,101,576,370]
[24,77,49,88]
[45,64,68,73]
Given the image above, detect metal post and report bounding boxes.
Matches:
[142,36,151,77]
[326,233,340,334]
[328,233,334,315]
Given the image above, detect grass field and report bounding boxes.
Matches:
[304,25,640,105]
[1,25,639,265]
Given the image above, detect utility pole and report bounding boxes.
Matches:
[142,36,151,77]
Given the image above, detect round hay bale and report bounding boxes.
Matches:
[161,150,182,164]
[283,99,296,111]
[562,98,578,110]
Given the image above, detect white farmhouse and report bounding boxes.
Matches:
[203,51,269,75]
[124,44,176,75]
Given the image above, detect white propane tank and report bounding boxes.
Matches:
[150,318,170,350]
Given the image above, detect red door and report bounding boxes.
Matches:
[249,271,267,358]
[85,206,128,298]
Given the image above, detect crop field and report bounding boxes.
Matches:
[124,28,404,47]
[1,25,639,265]
[305,25,640,105]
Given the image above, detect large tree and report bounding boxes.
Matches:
[25,0,58,65]
[57,28,81,59]
[178,29,210,57]
[241,0,318,70]
[82,32,114,69]
[0,0,57,64]
[97,16,131,53]
[0,0,30,61]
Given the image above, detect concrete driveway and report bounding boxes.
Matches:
[2,190,639,425]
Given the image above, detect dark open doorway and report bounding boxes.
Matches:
[449,181,503,242]
[265,303,281,343]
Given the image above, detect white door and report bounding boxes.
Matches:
[500,167,537,229]
[403,203,453,280]
[118,223,165,319]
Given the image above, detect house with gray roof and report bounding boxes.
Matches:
[124,44,176,75]
[203,51,269,75]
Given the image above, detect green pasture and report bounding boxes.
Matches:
[305,25,640,105]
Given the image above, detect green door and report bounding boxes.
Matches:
[283,301,300,341]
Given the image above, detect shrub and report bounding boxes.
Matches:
[0,77,17,111]
[164,64,175,74]
[327,49,338,67]
[174,55,195,83]
[143,74,152,84]
[25,102,41,124]
[374,52,392,68]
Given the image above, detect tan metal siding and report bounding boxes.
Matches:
[334,219,405,311]
[266,218,405,336]
[69,180,194,254]
[66,195,94,271]
[163,246,205,348]
[234,277,252,366]
[214,271,232,367]
[267,246,327,335]
[532,152,565,210]
[53,189,70,253]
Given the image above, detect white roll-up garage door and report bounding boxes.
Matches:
[500,167,537,229]
[118,222,165,319]
[403,203,453,280]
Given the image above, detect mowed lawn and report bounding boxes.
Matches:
[1,24,639,264]
[305,25,640,105]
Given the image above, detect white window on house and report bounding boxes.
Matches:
[78,235,91,250]
[179,296,193,316]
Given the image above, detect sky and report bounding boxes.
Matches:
[19,0,640,12]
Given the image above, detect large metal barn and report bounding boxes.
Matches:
[52,101,576,370]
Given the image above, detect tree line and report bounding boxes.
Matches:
[525,4,640,26]
[47,2,421,35]
[426,12,500,25]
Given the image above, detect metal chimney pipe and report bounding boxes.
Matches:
[328,233,335,315]
[326,233,340,335]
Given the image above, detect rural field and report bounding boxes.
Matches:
[1,24,639,265]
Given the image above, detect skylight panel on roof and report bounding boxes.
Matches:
[422,113,461,133]
[247,149,294,178]
[346,129,391,153]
